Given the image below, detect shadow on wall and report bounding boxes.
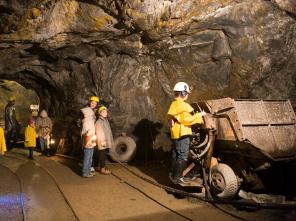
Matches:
[130,118,172,186]
[132,118,171,164]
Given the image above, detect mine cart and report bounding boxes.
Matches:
[187,98,296,199]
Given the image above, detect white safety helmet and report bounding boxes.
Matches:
[173,82,191,93]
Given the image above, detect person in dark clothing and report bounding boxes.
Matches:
[4,96,20,150]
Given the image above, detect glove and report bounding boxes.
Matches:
[200,110,207,117]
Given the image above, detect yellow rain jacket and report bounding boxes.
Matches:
[167,97,204,139]
[24,125,37,148]
[0,127,7,155]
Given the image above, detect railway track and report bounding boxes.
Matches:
[1,150,295,221]
[2,152,196,221]
[0,163,26,221]
[1,153,79,221]
[53,154,296,221]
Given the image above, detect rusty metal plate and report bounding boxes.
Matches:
[216,118,236,141]
[234,100,268,125]
[234,100,296,125]
[264,101,296,124]
[206,98,296,160]
[242,125,296,158]
[242,126,277,155]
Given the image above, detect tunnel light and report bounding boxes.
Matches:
[50,139,55,144]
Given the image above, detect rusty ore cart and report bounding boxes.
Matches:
[188,98,296,199]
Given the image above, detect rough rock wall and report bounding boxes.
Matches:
[0,0,295,156]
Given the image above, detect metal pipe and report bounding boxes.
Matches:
[204,131,216,171]
[201,159,212,199]
[192,130,215,160]
[192,133,209,149]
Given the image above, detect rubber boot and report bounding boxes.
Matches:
[45,149,50,157]
[172,160,189,185]
[169,160,176,180]
[28,147,34,160]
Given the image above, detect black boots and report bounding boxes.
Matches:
[28,147,34,160]
[45,149,50,157]
[43,149,50,157]
[171,160,189,185]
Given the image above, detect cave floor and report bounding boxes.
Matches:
[0,148,295,221]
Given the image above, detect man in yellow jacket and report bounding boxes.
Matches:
[167,82,206,184]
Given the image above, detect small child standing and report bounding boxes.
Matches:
[25,117,37,160]
[94,106,113,175]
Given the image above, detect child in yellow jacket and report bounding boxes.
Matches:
[25,117,37,160]
[167,82,206,184]
[0,127,7,155]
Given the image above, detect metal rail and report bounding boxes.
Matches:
[3,154,80,221]
[54,153,296,210]
[0,163,26,221]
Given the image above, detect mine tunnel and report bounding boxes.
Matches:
[0,80,39,128]
[0,0,296,221]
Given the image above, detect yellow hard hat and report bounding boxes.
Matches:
[98,106,107,112]
[8,96,16,102]
[89,96,99,103]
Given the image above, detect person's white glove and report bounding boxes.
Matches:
[200,110,207,117]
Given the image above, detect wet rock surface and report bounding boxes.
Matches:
[0,0,295,155]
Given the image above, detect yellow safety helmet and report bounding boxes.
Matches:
[98,106,107,112]
[8,96,16,102]
[89,96,99,103]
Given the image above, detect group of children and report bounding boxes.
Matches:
[24,109,53,160]
[22,95,113,179]
[80,96,113,178]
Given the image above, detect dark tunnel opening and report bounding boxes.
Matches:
[0,79,39,136]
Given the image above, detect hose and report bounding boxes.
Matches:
[191,130,215,160]
[192,133,209,149]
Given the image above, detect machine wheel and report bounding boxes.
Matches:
[109,136,137,163]
[209,163,239,199]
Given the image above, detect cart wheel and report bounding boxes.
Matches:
[109,136,137,163]
[209,163,239,199]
